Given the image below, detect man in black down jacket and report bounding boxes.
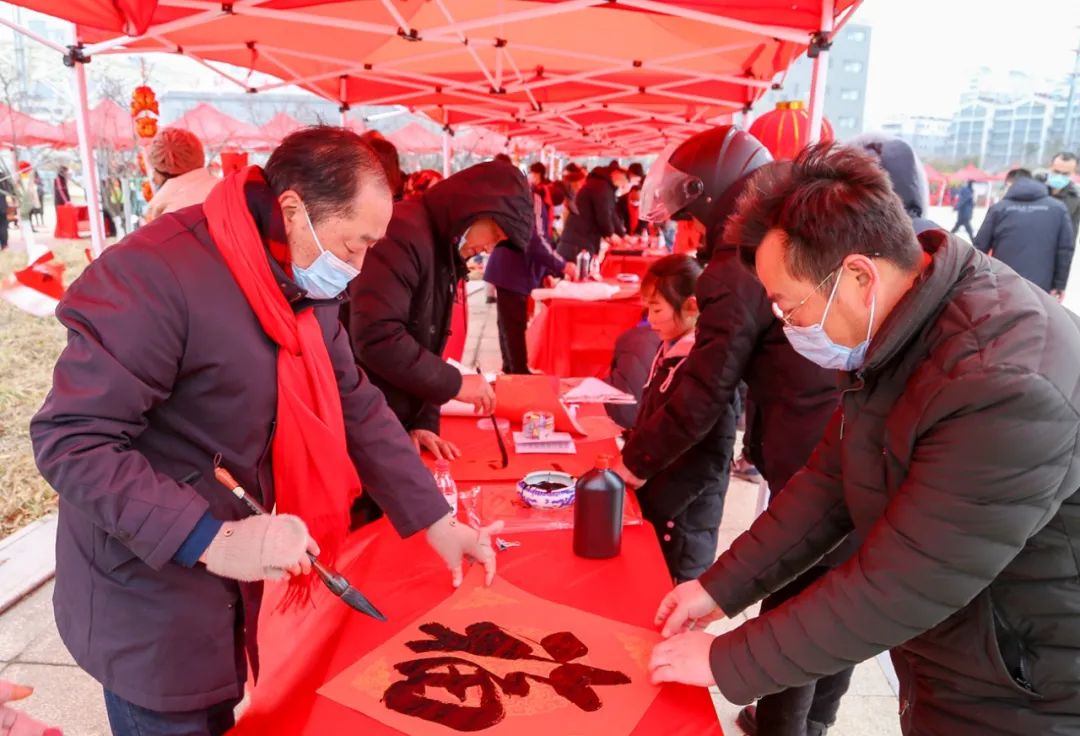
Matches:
[348,161,532,461]
[625,125,843,736]
[556,165,627,260]
[652,144,1080,736]
[975,168,1075,299]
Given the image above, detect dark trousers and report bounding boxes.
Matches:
[104,689,242,736]
[753,565,854,736]
[495,288,530,374]
[951,215,974,241]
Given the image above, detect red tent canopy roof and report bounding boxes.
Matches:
[13,0,862,154]
[386,122,443,154]
[258,112,306,146]
[61,99,135,149]
[0,104,67,148]
[949,164,992,182]
[167,103,265,150]
[924,163,947,183]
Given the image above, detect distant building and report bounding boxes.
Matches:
[752,23,871,140]
[881,115,952,160]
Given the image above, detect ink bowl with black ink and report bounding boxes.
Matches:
[517,470,576,509]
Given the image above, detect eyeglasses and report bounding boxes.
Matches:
[771,269,839,327]
[772,253,882,327]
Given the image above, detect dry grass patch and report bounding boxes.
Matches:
[0,242,92,537]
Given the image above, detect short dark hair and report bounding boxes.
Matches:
[728,143,920,283]
[494,153,513,164]
[627,162,645,179]
[642,254,703,312]
[1053,152,1078,164]
[359,132,404,199]
[1005,168,1032,184]
[264,126,388,224]
[529,161,547,178]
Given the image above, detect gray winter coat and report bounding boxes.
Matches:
[974,177,1075,292]
[30,205,450,712]
[701,231,1080,735]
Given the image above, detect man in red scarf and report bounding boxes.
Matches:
[31,127,496,736]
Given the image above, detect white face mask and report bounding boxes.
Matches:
[292,203,360,300]
[783,267,876,372]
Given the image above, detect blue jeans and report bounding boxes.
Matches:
[103,689,241,736]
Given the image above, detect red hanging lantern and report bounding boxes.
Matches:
[130,85,159,118]
[135,116,158,139]
[748,101,834,161]
[142,180,153,202]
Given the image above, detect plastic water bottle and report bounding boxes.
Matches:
[433,460,458,517]
[573,455,625,559]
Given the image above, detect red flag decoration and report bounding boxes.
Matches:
[748,101,834,161]
[0,251,66,317]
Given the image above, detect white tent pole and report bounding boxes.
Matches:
[68,37,106,256]
[339,75,349,127]
[808,0,835,144]
[442,130,451,177]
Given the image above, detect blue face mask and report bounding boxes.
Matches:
[783,268,876,372]
[1047,173,1071,191]
[292,204,359,300]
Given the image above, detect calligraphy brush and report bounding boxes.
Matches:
[213,467,387,622]
[476,366,509,469]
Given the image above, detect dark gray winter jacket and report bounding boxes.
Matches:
[701,231,1080,735]
[974,176,1075,292]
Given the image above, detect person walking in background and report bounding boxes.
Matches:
[1047,152,1080,243]
[31,170,45,229]
[144,127,219,222]
[975,168,1075,301]
[951,179,976,241]
[53,165,71,211]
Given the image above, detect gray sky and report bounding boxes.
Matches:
[857,0,1080,126]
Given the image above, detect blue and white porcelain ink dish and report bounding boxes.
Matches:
[517,470,576,509]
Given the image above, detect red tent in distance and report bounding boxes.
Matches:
[167,103,265,152]
[60,99,135,150]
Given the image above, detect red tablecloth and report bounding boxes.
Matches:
[600,253,664,281]
[526,295,643,378]
[54,204,89,239]
[231,409,722,736]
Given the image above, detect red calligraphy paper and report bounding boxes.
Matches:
[318,571,662,735]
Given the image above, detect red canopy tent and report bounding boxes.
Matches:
[168,103,266,151]
[60,99,135,150]
[2,0,864,252]
[256,111,306,148]
[453,126,508,156]
[0,104,67,148]
[385,121,443,153]
[948,164,992,182]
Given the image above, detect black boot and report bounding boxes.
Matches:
[736,705,757,735]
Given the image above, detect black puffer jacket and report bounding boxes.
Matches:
[702,232,1080,735]
[348,161,532,433]
[631,333,731,582]
[557,168,623,259]
[622,244,837,496]
[974,177,1075,292]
